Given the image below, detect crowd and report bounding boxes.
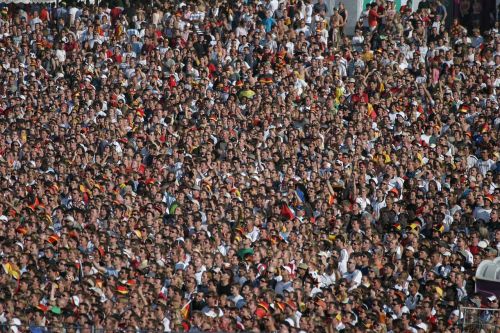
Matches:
[0,0,499,332]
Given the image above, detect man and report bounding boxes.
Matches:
[275,267,293,295]
[368,3,382,32]
[342,258,362,291]
[334,235,349,274]
[473,195,493,222]
[330,8,343,49]
[476,150,495,176]
[313,0,328,15]
[405,281,423,311]
[229,284,245,308]
[262,11,276,33]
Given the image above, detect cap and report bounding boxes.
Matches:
[451,309,463,319]
[485,247,498,256]
[478,240,488,249]
[50,306,62,315]
[237,248,254,259]
[415,322,428,331]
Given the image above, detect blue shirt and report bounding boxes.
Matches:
[262,17,276,33]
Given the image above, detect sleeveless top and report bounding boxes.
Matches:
[339,8,346,22]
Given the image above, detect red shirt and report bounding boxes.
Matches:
[368,9,380,27]
[40,8,49,21]
[110,7,122,24]
[351,92,369,104]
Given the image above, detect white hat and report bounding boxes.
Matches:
[282,265,292,274]
[488,295,497,302]
[451,309,463,319]
[285,318,295,328]
[72,295,80,307]
[10,318,21,333]
[415,322,428,331]
[478,240,488,249]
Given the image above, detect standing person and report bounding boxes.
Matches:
[337,2,348,37]
[368,3,382,33]
[330,7,343,50]
[313,0,328,15]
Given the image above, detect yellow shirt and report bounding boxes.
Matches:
[362,50,374,62]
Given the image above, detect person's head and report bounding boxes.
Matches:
[347,258,357,273]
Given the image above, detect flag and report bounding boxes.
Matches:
[2,262,20,280]
[169,201,180,215]
[231,187,241,199]
[367,103,377,120]
[280,203,295,221]
[159,286,168,300]
[16,226,28,235]
[43,214,53,225]
[47,234,60,245]
[328,194,336,206]
[459,105,469,113]
[79,184,90,194]
[75,259,84,281]
[295,187,306,204]
[28,197,43,211]
[258,74,273,84]
[116,286,128,294]
[36,304,49,313]
[134,230,142,239]
[180,300,191,320]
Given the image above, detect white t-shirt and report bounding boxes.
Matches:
[343,269,362,290]
[338,248,349,275]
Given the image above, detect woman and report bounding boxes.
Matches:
[338,2,348,37]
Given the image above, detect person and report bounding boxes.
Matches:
[343,259,362,291]
[0,0,498,332]
[337,2,348,37]
[330,7,343,50]
[368,3,382,32]
[312,0,327,15]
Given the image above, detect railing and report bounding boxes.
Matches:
[460,306,500,333]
